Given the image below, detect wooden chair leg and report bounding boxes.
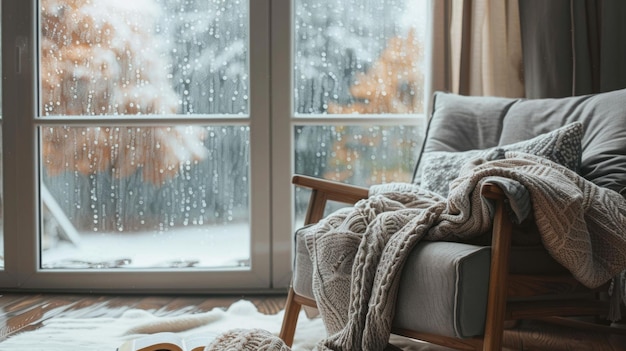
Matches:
[481,197,513,351]
[279,287,303,346]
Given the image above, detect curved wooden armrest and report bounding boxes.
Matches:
[292,174,369,225]
[292,175,369,204]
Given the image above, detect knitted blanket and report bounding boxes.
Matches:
[298,151,626,351]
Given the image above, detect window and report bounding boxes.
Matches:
[39,0,254,270]
[273,0,427,288]
[0,0,426,291]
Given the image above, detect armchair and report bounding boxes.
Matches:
[280,89,626,350]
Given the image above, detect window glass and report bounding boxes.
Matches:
[293,0,427,227]
[39,0,251,269]
[40,0,248,116]
[294,0,425,115]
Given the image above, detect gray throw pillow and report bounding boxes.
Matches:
[419,122,584,197]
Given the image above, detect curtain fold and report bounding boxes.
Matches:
[425,0,524,114]
[519,0,626,98]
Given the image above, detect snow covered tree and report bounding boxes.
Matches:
[294,0,419,114]
[155,0,249,115]
[293,0,425,186]
[41,0,208,185]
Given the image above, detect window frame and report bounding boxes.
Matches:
[0,0,274,292]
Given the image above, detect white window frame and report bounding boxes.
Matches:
[0,0,274,292]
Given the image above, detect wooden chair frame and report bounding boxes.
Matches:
[279,175,625,351]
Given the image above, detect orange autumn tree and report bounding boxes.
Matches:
[323,30,424,184]
[40,0,207,185]
[327,29,423,115]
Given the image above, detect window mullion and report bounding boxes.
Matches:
[270,0,295,289]
[0,0,40,285]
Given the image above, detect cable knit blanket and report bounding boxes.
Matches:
[209,152,626,351]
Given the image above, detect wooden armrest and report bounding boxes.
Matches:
[481,182,506,200]
[293,179,508,226]
[292,175,369,204]
[292,174,369,225]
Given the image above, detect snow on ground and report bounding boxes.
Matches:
[40,223,250,269]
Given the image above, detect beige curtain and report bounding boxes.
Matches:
[425,0,525,113]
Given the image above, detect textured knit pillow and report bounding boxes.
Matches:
[419,122,584,197]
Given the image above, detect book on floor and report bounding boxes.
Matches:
[117,332,211,351]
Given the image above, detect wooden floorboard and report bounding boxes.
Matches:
[1,292,625,349]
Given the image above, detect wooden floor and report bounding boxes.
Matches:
[0,292,287,343]
[0,292,625,350]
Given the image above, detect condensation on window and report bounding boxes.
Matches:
[38,0,251,269]
[40,0,248,116]
[294,0,426,115]
[292,0,428,229]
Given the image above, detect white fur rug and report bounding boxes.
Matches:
[0,300,324,351]
[0,300,444,350]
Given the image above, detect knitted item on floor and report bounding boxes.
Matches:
[205,328,291,351]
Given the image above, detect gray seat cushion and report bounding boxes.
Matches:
[393,241,490,338]
[292,228,565,338]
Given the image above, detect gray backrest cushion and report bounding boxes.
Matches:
[421,93,516,153]
[500,89,626,194]
[417,89,626,195]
